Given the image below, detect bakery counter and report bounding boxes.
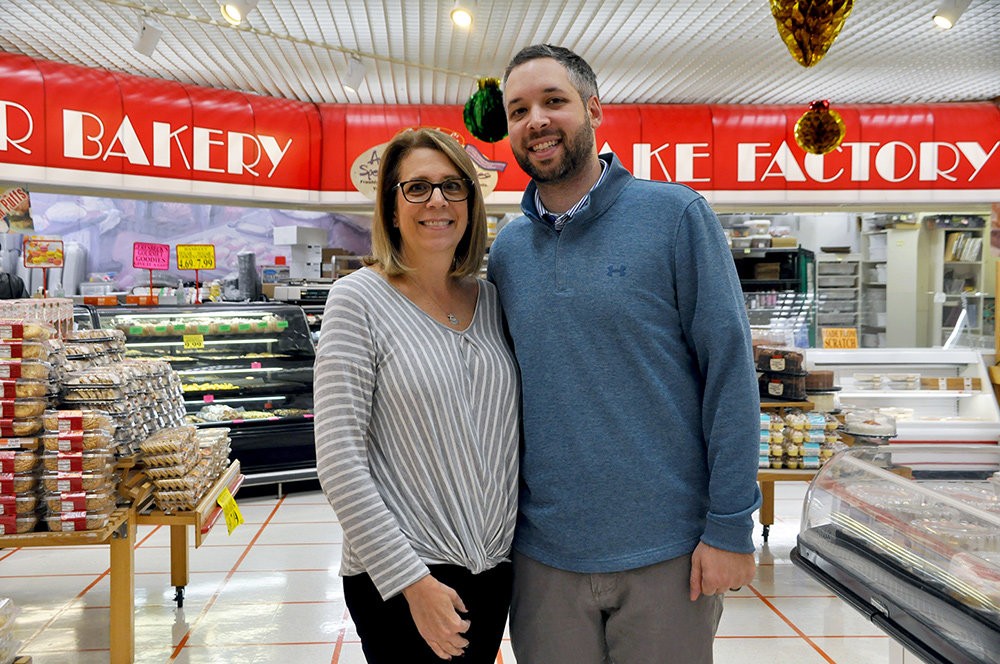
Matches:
[793,445,1000,664]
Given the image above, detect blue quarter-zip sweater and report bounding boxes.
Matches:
[487,153,762,573]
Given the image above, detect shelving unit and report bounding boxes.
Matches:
[859,225,931,348]
[927,221,995,348]
[733,247,816,346]
[816,252,860,336]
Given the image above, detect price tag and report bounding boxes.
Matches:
[183,334,205,349]
[176,244,216,270]
[132,242,170,270]
[203,394,214,403]
[216,487,244,535]
[23,238,64,267]
[250,361,262,369]
[821,327,858,349]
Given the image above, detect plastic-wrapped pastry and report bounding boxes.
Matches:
[0,359,51,380]
[43,490,115,513]
[0,492,38,515]
[0,449,37,473]
[0,398,45,419]
[0,417,43,437]
[43,409,114,433]
[138,425,197,455]
[0,471,38,493]
[0,341,47,359]
[0,513,38,534]
[41,469,114,493]
[0,320,56,340]
[40,430,113,452]
[0,379,47,399]
[46,508,113,532]
[42,450,113,473]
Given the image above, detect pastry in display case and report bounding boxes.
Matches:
[792,444,1000,664]
[92,303,315,480]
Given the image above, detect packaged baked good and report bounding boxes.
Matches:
[0,513,38,534]
[0,492,38,515]
[0,472,37,494]
[0,320,55,341]
[0,359,51,380]
[43,490,115,513]
[144,463,196,480]
[0,341,47,360]
[41,450,113,473]
[42,409,114,433]
[41,469,113,493]
[0,418,43,437]
[40,430,113,453]
[759,372,806,401]
[0,398,46,419]
[0,379,47,399]
[62,387,127,402]
[0,450,37,474]
[153,489,198,512]
[45,508,113,532]
[0,437,39,451]
[754,347,803,373]
[138,425,197,455]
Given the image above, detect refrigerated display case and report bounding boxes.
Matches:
[93,303,315,482]
[793,445,1000,664]
[805,348,1000,444]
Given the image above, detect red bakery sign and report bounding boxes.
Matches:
[0,52,998,205]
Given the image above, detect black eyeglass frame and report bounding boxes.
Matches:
[393,178,474,203]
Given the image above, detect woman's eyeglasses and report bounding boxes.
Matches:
[394,178,472,203]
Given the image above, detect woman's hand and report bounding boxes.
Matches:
[402,574,471,659]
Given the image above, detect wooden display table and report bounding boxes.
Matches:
[758,400,819,541]
[135,460,245,607]
[0,508,135,664]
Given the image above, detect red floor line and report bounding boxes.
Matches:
[0,548,19,562]
[330,606,351,664]
[748,584,838,663]
[169,494,287,660]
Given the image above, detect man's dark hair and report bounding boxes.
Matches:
[503,44,599,104]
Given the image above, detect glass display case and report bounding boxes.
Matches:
[93,303,316,481]
[793,445,1000,664]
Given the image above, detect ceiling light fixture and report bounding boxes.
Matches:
[133,14,164,56]
[342,55,366,94]
[933,0,972,29]
[450,1,474,29]
[220,0,259,26]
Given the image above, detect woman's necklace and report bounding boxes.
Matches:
[408,275,460,326]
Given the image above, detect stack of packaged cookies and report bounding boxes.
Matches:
[755,347,807,401]
[62,329,126,372]
[759,410,843,469]
[40,409,118,532]
[0,319,58,535]
[0,597,22,664]
[140,425,232,513]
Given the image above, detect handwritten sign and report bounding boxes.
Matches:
[821,327,859,349]
[133,242,170,270]
[176,244,216,270]
[23,238,64,268]
[216,487,244,535]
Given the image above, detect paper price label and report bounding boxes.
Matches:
[216,487,244,535]
[183,334,205,349]
[133,242,170,270]
[821,327,858,349]
[176,244,216,270]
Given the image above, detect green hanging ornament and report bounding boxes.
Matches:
[464,77,507,143]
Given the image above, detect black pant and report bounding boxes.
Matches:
[344,562,512,664]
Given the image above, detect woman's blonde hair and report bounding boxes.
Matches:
[366,128,487,278]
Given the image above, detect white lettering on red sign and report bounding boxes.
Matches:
[58,109,291,178]
[0,101,32,154]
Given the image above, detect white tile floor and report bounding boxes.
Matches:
[0,481,896,663]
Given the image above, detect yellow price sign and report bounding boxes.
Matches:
[183,334,205,349]
[821,327,858,349]
[176,244,216,270]
[216,487,244,535]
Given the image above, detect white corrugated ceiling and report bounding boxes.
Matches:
[0,0,998,106]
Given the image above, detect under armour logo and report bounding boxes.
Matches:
[606,264,627,277]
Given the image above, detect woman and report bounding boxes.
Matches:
[314,128,519,663]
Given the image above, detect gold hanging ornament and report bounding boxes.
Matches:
[795,100,846,155]
[770,0,854,67]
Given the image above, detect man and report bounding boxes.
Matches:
[487,44,761,663]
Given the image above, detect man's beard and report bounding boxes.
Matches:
[514,121,595,184]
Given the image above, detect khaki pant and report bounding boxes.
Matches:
[510,551,724,664]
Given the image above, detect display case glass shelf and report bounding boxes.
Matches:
[794,445,1000,664]
[93,303,316,480]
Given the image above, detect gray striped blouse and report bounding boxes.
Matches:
[313,267,519,600]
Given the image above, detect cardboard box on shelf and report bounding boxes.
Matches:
[273,225,327,246]
[770,236,798,248]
